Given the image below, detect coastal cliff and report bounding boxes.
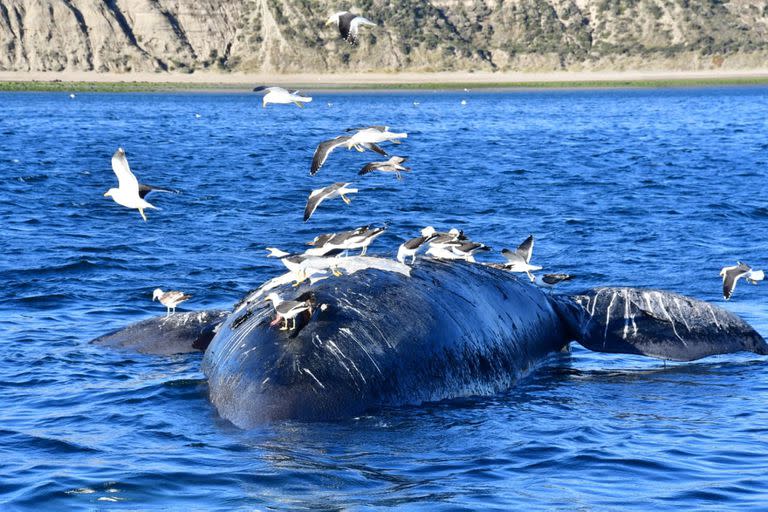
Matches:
[0,0,766,74]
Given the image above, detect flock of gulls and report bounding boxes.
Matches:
[98,9,763,324]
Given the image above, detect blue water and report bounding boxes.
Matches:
[2,88,768,510]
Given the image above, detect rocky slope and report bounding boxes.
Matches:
[1,0,767,74]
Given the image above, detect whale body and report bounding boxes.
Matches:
[92,259,768,426]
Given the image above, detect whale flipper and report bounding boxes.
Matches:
[91,310,229,355]
[554,288,768,361]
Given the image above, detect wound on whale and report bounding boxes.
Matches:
[92,259,768,427]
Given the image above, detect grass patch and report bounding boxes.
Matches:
[1,76,767,93]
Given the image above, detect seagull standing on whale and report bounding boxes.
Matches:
[326,11,376,44]
[253,86,312,108]
[152,289,191,317]
[397,226,437,264]
[304,182,358,221]
[265,292,313,330]
[104,148,158,222]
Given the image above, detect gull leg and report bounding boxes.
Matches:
[293,101,304,108]
[360,246,367,256]
[396,172,403,181]
[166,307,170,317]
[526,271,535,282]
[341,194,352,205]
[354,145,365,153]
[139,209,147,222]
[332,267,342,277]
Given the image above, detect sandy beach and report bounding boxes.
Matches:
[2,69,768,90]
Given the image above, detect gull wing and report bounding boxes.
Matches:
[138,183,178,199]
[311,136,351,175]
[349,16,376,43]
[345,125,388,133]
[361,142,387,156]
[359,161,381,176]
[516,235,534,263]
[111,148,139,195]
[501,248,525,265]
[162,290,191,304]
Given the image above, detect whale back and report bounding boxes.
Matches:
[202,260,568,425]
[553,287,768,361]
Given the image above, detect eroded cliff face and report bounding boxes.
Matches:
[1,0,767,74]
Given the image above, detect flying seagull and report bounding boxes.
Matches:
[304,182,358,222]
[720,261,763,300]
[265,292,314,330]
[501,235,542,282]
[104,148,158,222]
[253,86,312,108]
[152,288,191,316]
[359,156,411,180]
[397,226,438,264]
[326,11,376,44]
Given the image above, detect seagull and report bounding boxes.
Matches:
[326,11,376,44]
[265,292,313,330]
[253,86,312,108]
[359,156,411,180]
[537,273,574,287]
[501,235,542,282]
[397,226,438,264]
[152,288,191,317]
[720,262,761,300]
[104,148,158,222]
[304,182,358,222]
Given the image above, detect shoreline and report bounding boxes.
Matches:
[2,70,768,92]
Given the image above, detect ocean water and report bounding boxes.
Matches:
[1,87,768,510]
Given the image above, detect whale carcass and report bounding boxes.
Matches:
[93,259,768,427]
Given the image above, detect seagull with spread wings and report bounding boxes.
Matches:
[304,182,358,222]
[104,148,158,222]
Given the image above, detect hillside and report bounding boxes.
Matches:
[1,0,767,74]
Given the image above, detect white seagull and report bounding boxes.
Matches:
[501,235,542,282]
[253,86,312,108]
[265,292,313,330]
[326,11,376,44]
[304,182,358,221]
[152,288,191,316]
[104,148,158,222]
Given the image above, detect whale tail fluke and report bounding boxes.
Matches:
[552,287,768,362]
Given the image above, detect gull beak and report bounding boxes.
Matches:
[325,19,334,26]
[103,191,110,197]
